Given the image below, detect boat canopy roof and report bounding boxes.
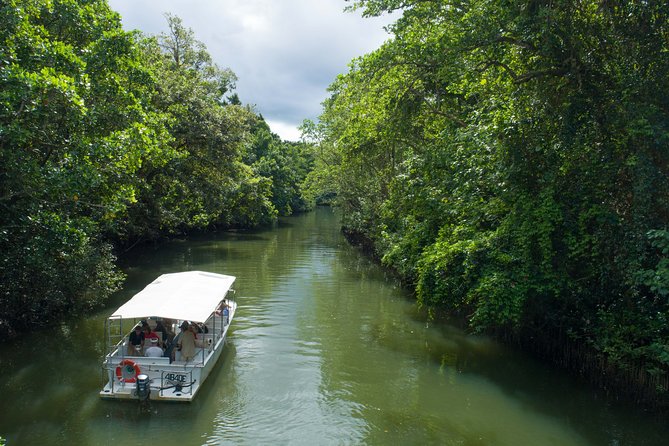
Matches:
[110,271,235,323]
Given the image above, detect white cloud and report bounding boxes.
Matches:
[265,119,303,142]
[107,0,396,141]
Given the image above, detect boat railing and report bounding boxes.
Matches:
[100,290,236,400]
[104,315,126,358]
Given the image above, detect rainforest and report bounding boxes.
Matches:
[1,0,668,407]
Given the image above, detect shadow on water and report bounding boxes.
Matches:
[362,303,668,445]
[319,226,669,445]
[1,207,669,445]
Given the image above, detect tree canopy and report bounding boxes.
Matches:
[0,1,314,336]
[312,0,669,386]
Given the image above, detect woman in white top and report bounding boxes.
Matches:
[144,337,164,357]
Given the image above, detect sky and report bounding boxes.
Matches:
[106,0,397,141]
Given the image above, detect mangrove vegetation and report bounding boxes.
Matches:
[1,0,668,408]
[0,0,314,336]
[305,0,669,405]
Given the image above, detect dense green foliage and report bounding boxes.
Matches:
[1,0,158,331]
[245,117,314,217]
[120,14,275,240]
[313,0,669,378]
[0,1,313,335]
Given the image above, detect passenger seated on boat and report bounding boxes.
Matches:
[128,325,145,355]
[154,319,168,344]
[163,318,176,333]
[163,336,175,362]
[164,324,175,345]
[144,325,160,346]
[147,317,157,330]
[144,337,164,358]
[159,322,175,360]
[170,321,187,361]
[191,322,208,347]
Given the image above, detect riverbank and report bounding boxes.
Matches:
[342,226,669,412]
[2,207,669,445]
[516,327,669,412]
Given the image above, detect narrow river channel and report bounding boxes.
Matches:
[0,207,666,445]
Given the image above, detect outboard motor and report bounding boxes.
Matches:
[136,374,151,401]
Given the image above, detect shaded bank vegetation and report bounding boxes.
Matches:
[3,0,668,409]
[0,1,314,336]
[306,0,669,406]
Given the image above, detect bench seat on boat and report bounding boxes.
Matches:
[136,356,171,366]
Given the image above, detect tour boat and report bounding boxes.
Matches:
[99,271,237,402]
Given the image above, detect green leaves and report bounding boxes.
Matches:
[0,5,315,336]
[0,0,170,333]
[636,230,669,298]
[122,16,258,237]
[317,0,669,377]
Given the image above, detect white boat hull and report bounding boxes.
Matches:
[100,297,236,402]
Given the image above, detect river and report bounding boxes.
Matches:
[0,207,666,445]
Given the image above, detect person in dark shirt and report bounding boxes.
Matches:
[128,325,145,355]
[154,319,169,346]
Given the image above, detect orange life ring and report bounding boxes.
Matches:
[116,359,141,383]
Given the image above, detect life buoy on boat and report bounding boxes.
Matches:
[116,359,141,383]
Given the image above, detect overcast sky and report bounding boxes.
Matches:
[107,0,396,141]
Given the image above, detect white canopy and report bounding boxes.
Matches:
[110,271,235,323]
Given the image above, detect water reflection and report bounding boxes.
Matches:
[0,208,667,445]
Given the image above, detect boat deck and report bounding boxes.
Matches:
[101,299,235,402]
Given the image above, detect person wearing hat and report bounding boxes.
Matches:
[144,337,164,358]
[177,321,197,362]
